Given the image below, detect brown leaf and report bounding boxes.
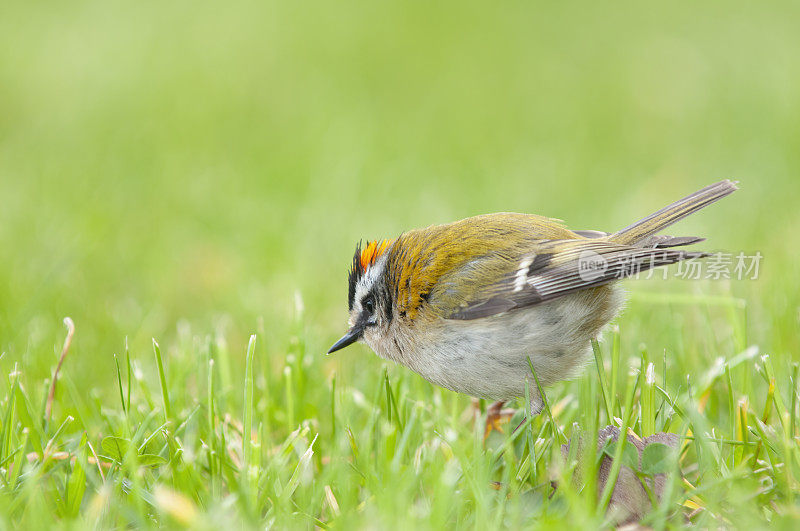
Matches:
[561,426,680,526]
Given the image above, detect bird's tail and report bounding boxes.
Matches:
[610,180,738,246]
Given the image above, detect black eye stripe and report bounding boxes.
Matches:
[362,294,375,314]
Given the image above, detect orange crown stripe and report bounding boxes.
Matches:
[359,239,393,270]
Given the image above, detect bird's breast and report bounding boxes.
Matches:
[368,286,624,400]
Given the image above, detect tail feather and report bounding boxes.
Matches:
[638,234,705,248]
[610,180,738,246]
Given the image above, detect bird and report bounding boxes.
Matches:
[328,180,738,415]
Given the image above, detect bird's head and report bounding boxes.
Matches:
[328,239,395,354]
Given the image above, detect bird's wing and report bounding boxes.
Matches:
[439,239,706,320]
[386,213,579,320]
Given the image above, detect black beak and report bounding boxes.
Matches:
[327,324,364,354]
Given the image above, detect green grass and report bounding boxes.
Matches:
[1,299,799,528]
[1,0,800,528]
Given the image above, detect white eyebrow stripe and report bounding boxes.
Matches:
[514,255,535,292]
[354,254,389,307]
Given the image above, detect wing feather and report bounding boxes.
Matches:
[446,240,705,320]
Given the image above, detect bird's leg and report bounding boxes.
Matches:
[484,400,516,438]
[509,393,544,434]
[529,389,544,416]
[496,386,544,436]
[470,397,537,439]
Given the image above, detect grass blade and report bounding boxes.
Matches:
[153,339,173,426]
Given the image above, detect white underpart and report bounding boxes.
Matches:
[514,255,534,292]
[364,285,625,414]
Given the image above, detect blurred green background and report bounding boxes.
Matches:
[1,1,798,392]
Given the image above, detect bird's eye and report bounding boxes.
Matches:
[363,295,375,315]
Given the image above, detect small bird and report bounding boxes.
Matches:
[328,180,737,414]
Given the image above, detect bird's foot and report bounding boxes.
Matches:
[483,400,516,439]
